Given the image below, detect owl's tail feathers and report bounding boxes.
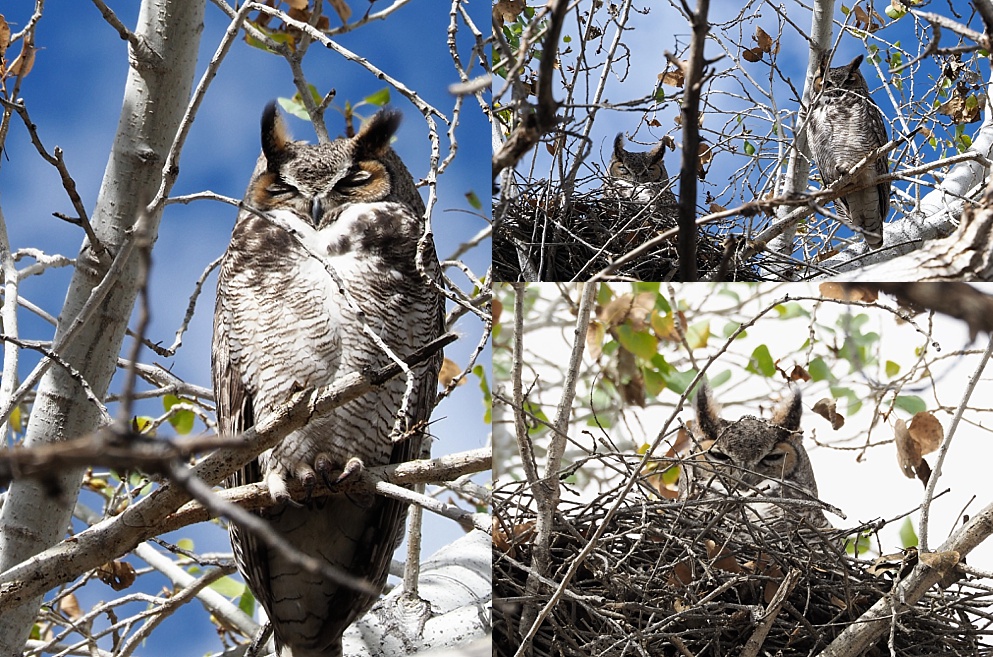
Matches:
[837,185,885,249]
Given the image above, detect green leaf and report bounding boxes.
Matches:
[524,400,550,435]
[237,585,256,616]
[654,86,666,102]
[746,344,776,377]
[177,538,194,552]
[840,4,851,15]
[708,369,732,389]
[643,366,666,398]
[899,517,919,548]
[133,416,155,435]
[616,324,658,360]
[209,575,248,598]
[894,395,927,416]
[473,365,491,424]
[465,190,482,210]
[844,531,872,555]
[363,87,391,107]
[278,96,312,121]
[775,302,809,319]
[885,360,901,378]
[662,368,699,395]
[684,320,711,350]
[163,394,196,435]
[743,140,755,156]
[807,357,831,382]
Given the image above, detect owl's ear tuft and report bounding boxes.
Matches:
[613,133,625,158]
[261,101,291,170]
[694,383,723,441]
[846,54,864,77]
[355,109,402,158]
[773,387,804,433]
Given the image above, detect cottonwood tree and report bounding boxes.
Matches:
[493,282,993,654]
[0,2,492,655]
[493,0,993,281]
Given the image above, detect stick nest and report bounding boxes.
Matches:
[493,184,762,281]
[493,474,993,656]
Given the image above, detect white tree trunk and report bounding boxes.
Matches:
[766,0,835,256]
[0,0,205,652]
[344,528,492,656]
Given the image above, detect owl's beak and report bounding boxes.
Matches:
[310,197,323,225]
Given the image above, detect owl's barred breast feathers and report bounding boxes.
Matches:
[212,103,444,657]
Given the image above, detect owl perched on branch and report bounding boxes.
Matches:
[212,103,444,657]
[808,54,891,249]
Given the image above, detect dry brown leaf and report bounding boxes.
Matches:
[668,559,694,587]
[326,0,351,22]
[492,296,502,326]
[742,47,763,63]
[704,539,744,573]
[7,41,35,78]
[812,398,845,430]
[894,418,920,479]
[709,202,727,214]
[586,320,606,361]
[818,282,877,302]
[789,365,811,382]
[755,26,773,52]
[919,549,960,572]
[852,5,882,32]
[492,518,536,557]
[908,411,943,456]
[697,143,712,179]
[658,67,685,88]
[0,15,10,58]
[97,560,137,591]
[672,425,693,455]
[286,0,308,9]
[599,292,655,329]
[60,593,82,620]
[438,358,464,388]
[829,593,848,610]
[937,91,985,124]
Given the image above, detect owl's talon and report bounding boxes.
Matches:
[336,457,364,485]
[315,453,335,488]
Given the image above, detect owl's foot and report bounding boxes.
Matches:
[265,456,367,506]
[315,454,364,489]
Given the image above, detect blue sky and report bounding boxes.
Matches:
[1,2,490,655]
[504,1,988,253]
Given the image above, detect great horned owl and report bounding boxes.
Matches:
[678,384,828,528]
[212,103,444,657]
[604,134,675,207]
[808,54,890,249]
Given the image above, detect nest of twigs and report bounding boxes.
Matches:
[493,184,761,282]
[494,473,993,656]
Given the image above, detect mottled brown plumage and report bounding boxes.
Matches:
[679,384,828,528]
[808,54,890,248]
[212,103,443,657]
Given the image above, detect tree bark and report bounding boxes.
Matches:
[0,0,205,651]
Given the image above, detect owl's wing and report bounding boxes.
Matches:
[868,103,892,223]
[211,239,279,624]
